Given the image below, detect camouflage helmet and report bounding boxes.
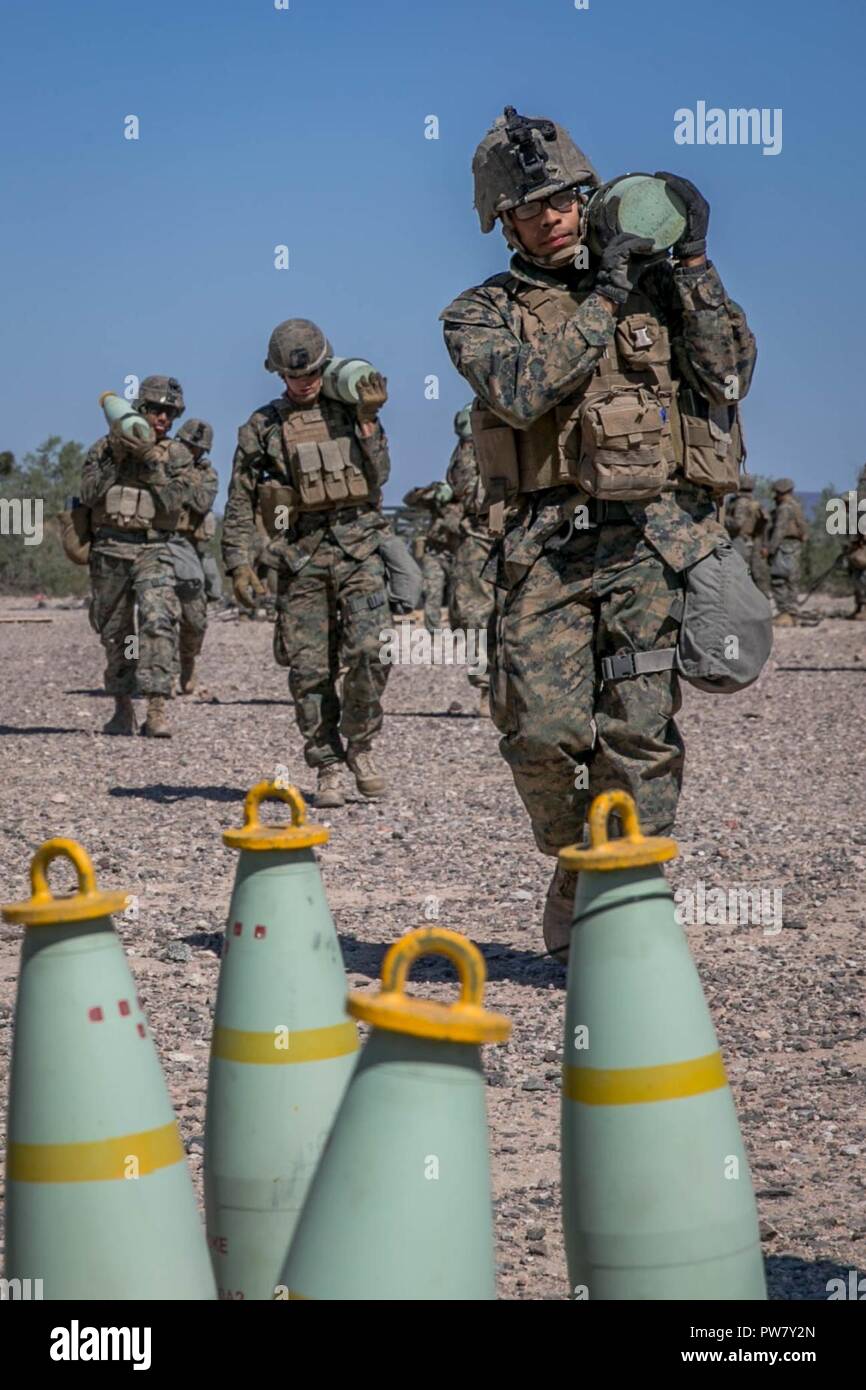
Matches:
[137,374,185,416]
[472,107,600,234]
[772,477,795,494]
[454,404,473,440]
[739,473,755,491]
[176,418,213,452]
[265,318,332,376]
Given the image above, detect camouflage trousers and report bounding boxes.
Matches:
[732,535,772,599]
[769,540,801,616]
[274,541,391,769]
[88,544,179,698]
[449,529,495,690]
[489,524,684,857]
[421,551,452,632]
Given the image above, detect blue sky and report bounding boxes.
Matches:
[1,0,862,503]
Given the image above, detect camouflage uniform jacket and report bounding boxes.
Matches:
[222,394,390,576]
[768,497,808,554]
[726,493,766,541]
[80,434,197,559]
[441,253,757,574]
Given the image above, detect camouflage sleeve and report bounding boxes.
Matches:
[446,441,476,504]
[441,283,616,428]
[184,461,219,516]
[138,439,194,518]
[79,437,118,506]
[355,420,390,491]
[663,260,757,406]
[222,431,261,574]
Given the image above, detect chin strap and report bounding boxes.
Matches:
[500,211,586,270]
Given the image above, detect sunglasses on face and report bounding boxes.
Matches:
[142,405,179,419]
[512,188,579,222]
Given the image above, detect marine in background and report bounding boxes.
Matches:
[401,479,462,632]
[80,375,197,738]
[222,319,392,806]
[446,404,496,715]
[724,473,771,599]
[173,418,220,693]
[766,477,808,626]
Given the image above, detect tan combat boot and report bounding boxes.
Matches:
[142,695,172,738]
[179,656,197,694]
[102,695,137,736]
[853,607,866,622]
[542,863,578,963]
[478,685,491,718]
[773,612,797,627]
[346,747,387,799]
[316,763,345,809]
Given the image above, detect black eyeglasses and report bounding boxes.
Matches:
[512,188,579,222]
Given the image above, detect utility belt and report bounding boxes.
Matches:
[576,498,632,526]
[294,504,374,533]
[93,526,177,545]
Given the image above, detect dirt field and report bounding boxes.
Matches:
[1,595,864,1300]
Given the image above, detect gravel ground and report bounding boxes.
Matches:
[0,594,864,1301]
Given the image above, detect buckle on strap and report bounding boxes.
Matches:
[601,651,640,682]
[601,648,677,682]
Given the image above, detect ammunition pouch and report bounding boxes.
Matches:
[58,504,92,565]
[576,386,672,501]
[93,485,158,531]
[290,435,372,511]
[675,390,743,497]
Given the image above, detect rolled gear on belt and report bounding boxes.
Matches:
[166,536,206,592]
[265,319,333,376]
[377,531,423,614]
[601,541,772,694]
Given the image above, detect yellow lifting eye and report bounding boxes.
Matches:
[348,926,511,1045]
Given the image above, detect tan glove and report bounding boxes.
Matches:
[109,420,159,468]
[231,564,266,610]
[355,372,388,424]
